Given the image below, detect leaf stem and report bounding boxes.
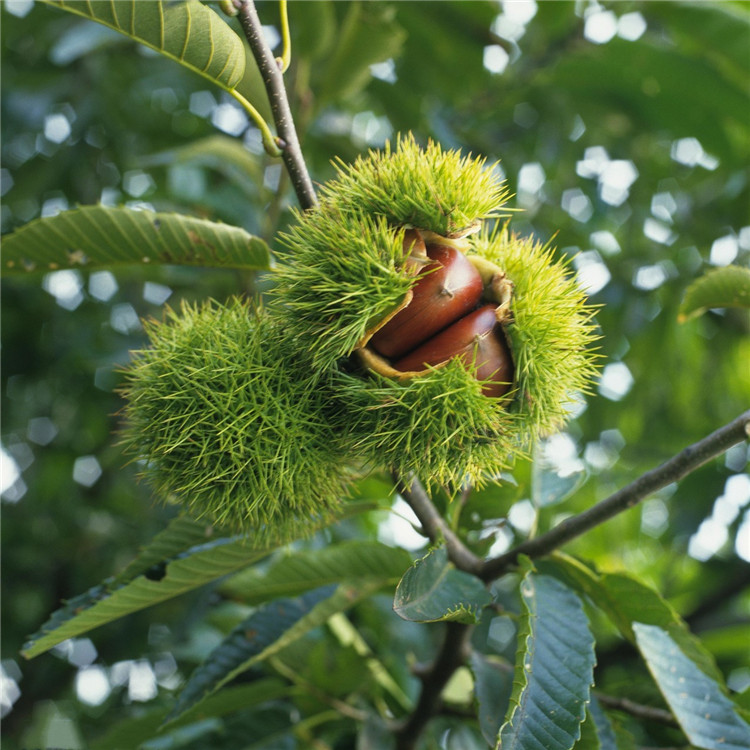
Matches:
[480,409,750,581]
[228,90,282,157]
[235,0,317,210]
[276,0,292,73]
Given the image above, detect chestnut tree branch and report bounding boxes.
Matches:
[393,472,484,575]
[235,0,460,587]
[480,409,750,581]
[234,0,317,210]
[394,622,473,750]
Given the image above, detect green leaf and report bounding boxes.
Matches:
[90,679,289,750]
[220,540,411,605]
[327,613,412,711]
[2,205,271,273]
[735,686,750,712]
[532,457,587,508]
[548,556,726,686]
[317,2,407,104]
[588,696,619,750]
[43,0,245,90]
[469,651,514,746]
[548,37,748,161]
[169,582,381,722]
[645,3,750,90]
[699,622,750,661]
[497,571,596,750]
[393,547,492,624]
[22,536,271,659]
[572,713,601,750]
[289,0,336,62]
[140,135,264,192]
[678,265,750,322]
[112,515,220,588]
[633,623,750,750]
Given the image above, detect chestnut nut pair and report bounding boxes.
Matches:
[365,231,514,399]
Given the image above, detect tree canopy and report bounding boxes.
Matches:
[2,2,749,749]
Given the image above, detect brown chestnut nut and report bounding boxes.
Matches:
[393,304,514,399]
[369,244,484,359]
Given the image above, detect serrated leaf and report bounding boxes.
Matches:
[22,536,271,659]
[44,0,245,90]
[393,547,492,624]
[497,572,596,750]
[112,515,220,588]
[220,540,411,605]
[470,651,514,746]
[548,556,726,686]
[169,582,381,723]
[90,679,289,750]
[679,265,750,322]
[572,712,601,750]
[633,623,750,750]
[588,696,618,750]
[3,205,270,273]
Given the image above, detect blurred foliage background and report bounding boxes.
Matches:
[2,1,749,747]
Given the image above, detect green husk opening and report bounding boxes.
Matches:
[271,135,512,372]
[332,225,600,486]
[472,225,601,439]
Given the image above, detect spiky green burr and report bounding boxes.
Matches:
[271,137,599,488]
[472,226,601,440]
[321,134,510,237]
[272,208,414,371]
[272,135,510,371]
[119,298,351,540]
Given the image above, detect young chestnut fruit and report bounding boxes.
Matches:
[393,304,513,398]
[369,244,484,359]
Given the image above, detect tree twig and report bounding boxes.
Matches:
[394,622,473,750]
[393,472,483,575]
[684,564,750,628]
[234,0,317,210]
[480,410,750,581]
[270,656,369,722]
[595,692,679,727]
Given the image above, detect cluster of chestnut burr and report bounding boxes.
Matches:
[363,229,514,399]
